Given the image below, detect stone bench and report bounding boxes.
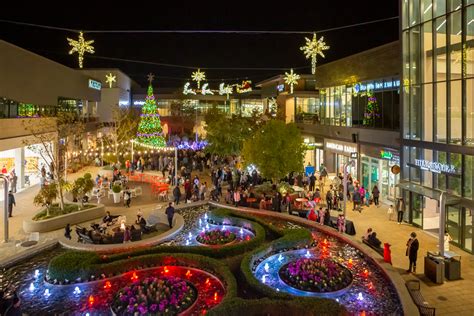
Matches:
[362,238,384,256]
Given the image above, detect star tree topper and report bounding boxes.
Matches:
[284,69,300,94]
[300,33,329,75]
[191,68,206,89]
[67,31,95,68]
[105,73,116,88]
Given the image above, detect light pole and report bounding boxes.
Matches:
[0,175,9,242]
[439,192,446,257]
[174,147,178,185]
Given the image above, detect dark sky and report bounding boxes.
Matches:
[0,1,399,88]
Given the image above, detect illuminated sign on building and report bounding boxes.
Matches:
[353,79,400,93]
[414,159,457,174]
[277,84,285,92]
[380,150,393,160]
[88,79,101,90]
[324,140,357,156]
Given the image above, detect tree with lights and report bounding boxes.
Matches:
[135,74,166,148]
[363,91,380,127]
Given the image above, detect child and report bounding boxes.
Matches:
[337,214,346,233]
[318,207,325,225]
[387,205,394,221]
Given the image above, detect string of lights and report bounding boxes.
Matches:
[0,16,398,35]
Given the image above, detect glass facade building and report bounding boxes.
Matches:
[402,0,474,252]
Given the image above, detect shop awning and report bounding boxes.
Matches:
[396,181,461,206]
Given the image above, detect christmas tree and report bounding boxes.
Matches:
[363,91,380,126]
[135,84,166,148]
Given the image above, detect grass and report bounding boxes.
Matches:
[32,203,94,221]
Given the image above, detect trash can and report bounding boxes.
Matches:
[424,253,444,284]
[444,257,461,280]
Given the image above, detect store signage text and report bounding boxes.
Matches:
[380,150,393,160]
[325,141,357,155]
[414,159,456,174]
[88,79,102,90]
[353,79,400,93]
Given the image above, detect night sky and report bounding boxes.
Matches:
[0,1,399,88]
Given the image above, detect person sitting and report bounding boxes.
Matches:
[367,232,382,248]
[64,223,72,240]
[103,211,114,225]
[135,214,149,233]
[363,228,373,241]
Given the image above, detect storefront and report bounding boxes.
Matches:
[323,139,358,179]
[303,137,324,169]
[0,144,52,195]
[360,146,400,203]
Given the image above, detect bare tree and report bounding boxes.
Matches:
[23,107,84,211]
[99,104,139,163]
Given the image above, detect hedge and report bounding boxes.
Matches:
[48,252,237,302]
[48,209,266,281]
[207,297,348,316]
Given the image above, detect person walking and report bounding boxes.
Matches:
[173,185,181,205]
[309,173,316,192]
[387,204,394,221]
[64,223,72,240]
[396,198,406,224]
[7,191,15,217]
[10,171,17,194]
[165,202,175,228]
[406,232,419,273]
[372,185,380,207]
[123,187,131,208]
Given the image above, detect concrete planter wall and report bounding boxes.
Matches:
[23,203,105,233]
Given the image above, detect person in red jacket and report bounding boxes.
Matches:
[307,208,317,221]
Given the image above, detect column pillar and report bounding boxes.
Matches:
[14,147,25,190]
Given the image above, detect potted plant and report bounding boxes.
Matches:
[112,184,122,204]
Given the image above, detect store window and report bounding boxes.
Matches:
[465,155,474,199]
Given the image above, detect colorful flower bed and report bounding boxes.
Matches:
[278,258,352,293]
[112,276,197,315]
[196,229,236,245]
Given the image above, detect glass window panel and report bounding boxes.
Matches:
[421,0,433,22]
[448,0,462,12]
[464,155,474,198]
[345,86,352,127]
[448,153,462,195]
[410,0,420,26]
[436,81,447,142]
[382,90,393,129]
[410,85,422,139]
[450,11,463,80]
[434,0,446,17]
[450,80,462,144]
[422,22,434,83]
[436,151,447,190]
[435,17,447,82]
[403,0,410,29]
[410,26,421,85]
[393,87,401,130]
[423,83,434,141]
[466,6,474,78]
[467,79,474,146]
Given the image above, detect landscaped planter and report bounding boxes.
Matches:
[23,203,105,233]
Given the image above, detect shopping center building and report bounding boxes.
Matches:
[258,41,402,203]
[0,39,102,190]
[401,0,474,253]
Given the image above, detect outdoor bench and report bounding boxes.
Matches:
[405,280,436,316]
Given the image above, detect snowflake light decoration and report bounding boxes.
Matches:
[147,73,155,84]
[201,83,214,95]
[67,32,95,68]
[105,73,116,88]
[284,68,300,94]
[300,33,329,75]
[191,68,206,89]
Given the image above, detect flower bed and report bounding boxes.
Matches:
[278,258,352,293]
[196,229,236,245]
[112,276,197,315]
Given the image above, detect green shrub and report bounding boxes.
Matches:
[112,184,121,193]
[207,297,347,316]
[32,203,94,221]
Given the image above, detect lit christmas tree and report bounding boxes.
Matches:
[135,75,166,148]
[363,91,380,126]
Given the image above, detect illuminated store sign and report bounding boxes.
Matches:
[277,84,285,92]
[325,140,357,156]
[353,79,400,93]
[88,79,101,90]
[414,159,456,174]
[380,150,393,160]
